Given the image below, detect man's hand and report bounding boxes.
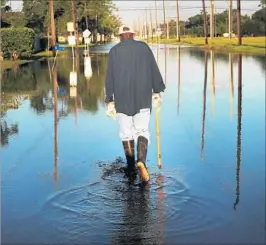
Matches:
[152,93,162,109]
[106,101,116,119]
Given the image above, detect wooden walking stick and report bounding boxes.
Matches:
[155,102,162,169]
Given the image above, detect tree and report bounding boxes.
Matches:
[259,0,266,7]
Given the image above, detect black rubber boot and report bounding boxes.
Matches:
[136,136,150,182]
[122,140,137,181]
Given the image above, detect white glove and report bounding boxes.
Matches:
[152,93,162,109]
[106,101,116,120]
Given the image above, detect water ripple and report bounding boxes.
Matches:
[34,161,231,244]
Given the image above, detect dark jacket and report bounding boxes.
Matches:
[105,38,165,116]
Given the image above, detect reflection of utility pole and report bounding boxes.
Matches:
[176,0,180,41]
[234,54,242,211]
[201,51,208,160]
[52,63,58,183]
[210,50,215,118]
[177,46,181,114]
[49,0,56,57]
[229,53,234,119]
[236,0,242,45]
[202,0,208,44]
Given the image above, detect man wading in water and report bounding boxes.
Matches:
[105,24,165,184]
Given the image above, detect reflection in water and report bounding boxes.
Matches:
[234,54,242,211]
[229,53,234,119]
[111,187,154,245]
[177,46,181,115]
[164,44,167,85]
[210,50,216,117]
[201,51,208,160]
[1,46,265,245]
[84,56,93,80]
[53,62,59,183]
[156,174,165,245]
[0,118,19,147]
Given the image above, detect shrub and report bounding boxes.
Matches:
[0,27,35,59]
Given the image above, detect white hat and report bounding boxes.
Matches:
[118,25,135,35]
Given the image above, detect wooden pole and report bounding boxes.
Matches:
[71,0,79,49]
[149,5,153,41]
[202,0,208,44]
[229,0,233,39]
[162,0,166,39]
[154,0,158,43]
[236,0,242,45]
[49,0,56,57]
[176,0,180,41]
[210,0,214,39]
[145,7,149,43]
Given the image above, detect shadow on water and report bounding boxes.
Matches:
[1,44,265,245]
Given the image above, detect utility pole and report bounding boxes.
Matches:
[210,0,214,39]
[236,0,242,45]
[49,0,56,57]
[202,0,208,44]
[228,0,232,39]
[162,0,166,39]
[176,0,180,41]
[84,1,89,30]
[149,6,153,41]
[145,7,149,42]
[166,20,169,40]
[154,0,159,43]
[71,0,78,49]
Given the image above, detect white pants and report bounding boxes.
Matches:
[117,108,151,144]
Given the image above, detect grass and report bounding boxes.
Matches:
[146,36,266,55]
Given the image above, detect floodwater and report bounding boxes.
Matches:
[1,43,265,245]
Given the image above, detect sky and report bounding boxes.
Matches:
[10,0,261,26]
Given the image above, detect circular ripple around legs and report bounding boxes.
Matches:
[37,160,231,243]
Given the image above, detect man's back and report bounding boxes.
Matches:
[105,39,165,116]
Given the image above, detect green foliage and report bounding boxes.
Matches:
[1,12,26,28]
[0,27,35,59]
[21,0,121,37]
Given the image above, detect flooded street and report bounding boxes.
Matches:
[1,43,265,245]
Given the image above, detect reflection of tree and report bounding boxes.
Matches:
[2,52,108,117]
[188,49,265,73]
[1,119,19,147]
[2,65,37,92]
[252,55,266,74]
